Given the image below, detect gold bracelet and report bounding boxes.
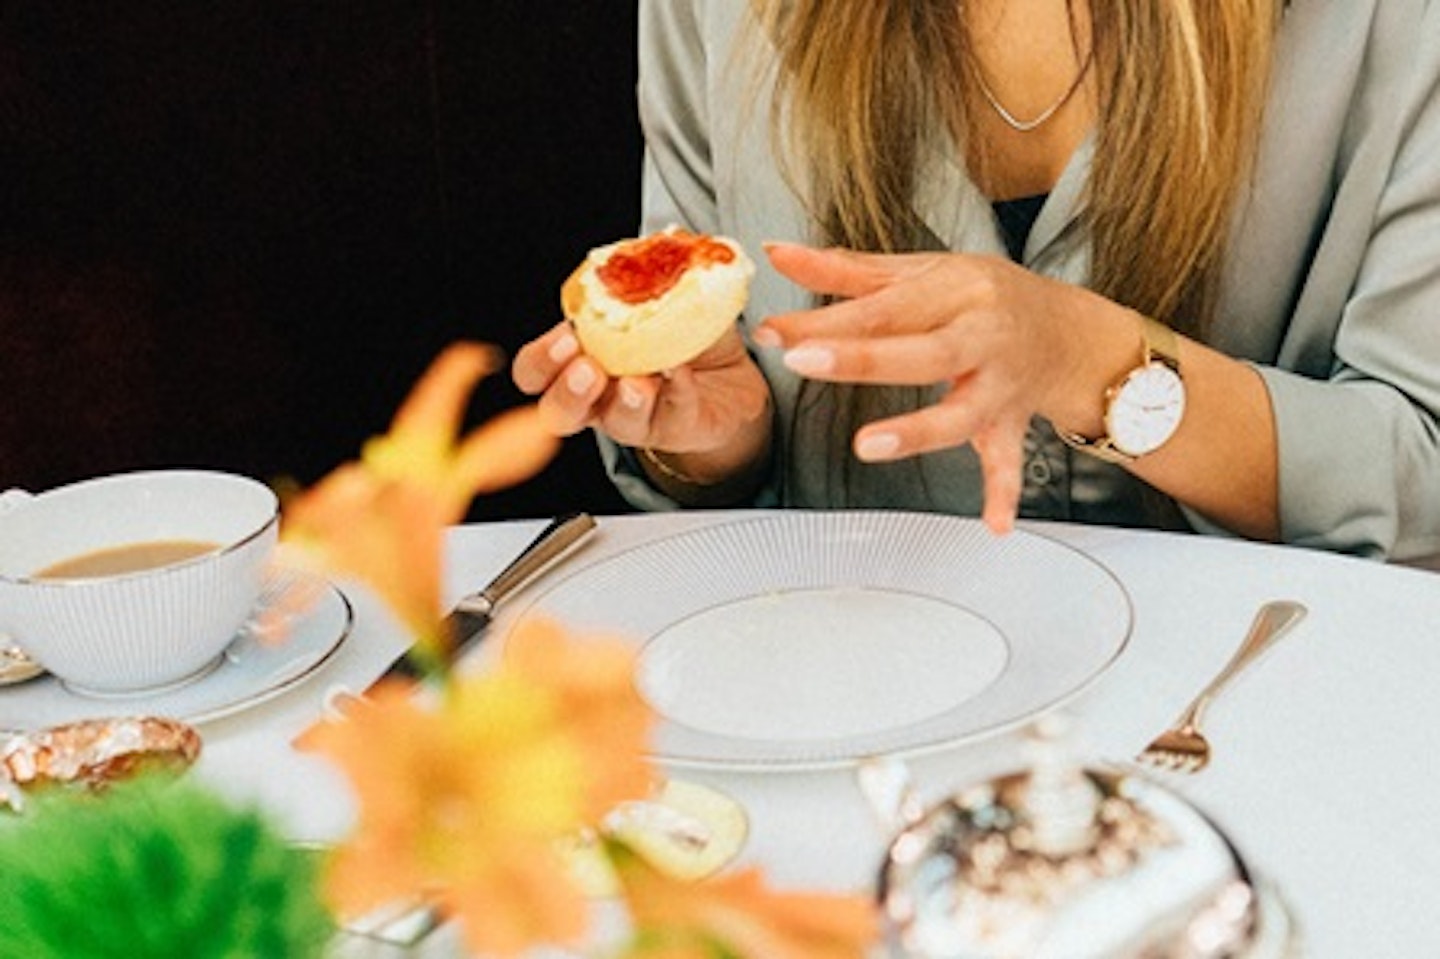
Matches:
[638,444,772,508]
[638,447,711,487]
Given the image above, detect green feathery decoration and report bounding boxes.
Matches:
[0,774,334,959]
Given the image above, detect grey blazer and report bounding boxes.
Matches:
[600,0,1440,561]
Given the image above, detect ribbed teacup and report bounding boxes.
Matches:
[0,470,278,694]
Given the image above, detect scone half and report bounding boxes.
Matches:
[562,227,754,376]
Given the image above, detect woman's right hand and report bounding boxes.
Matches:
[512,322,773,487]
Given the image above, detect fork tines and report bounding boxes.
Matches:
[1135,728,1210,773]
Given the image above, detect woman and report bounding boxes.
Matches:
[514,0,1440,561]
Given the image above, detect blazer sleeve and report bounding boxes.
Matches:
[1259,7,1440,561]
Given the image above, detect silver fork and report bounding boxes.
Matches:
[1136,600,1308,773]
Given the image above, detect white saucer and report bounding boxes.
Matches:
[0,568,352,730]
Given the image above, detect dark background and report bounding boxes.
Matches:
[0,1,638,519]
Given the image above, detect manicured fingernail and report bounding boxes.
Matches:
[783,345,835,375]
[549,333,579,364]
[619,381,645,409]
[751,327,782,349]
[566,362,596,394]
[855,432,901,461]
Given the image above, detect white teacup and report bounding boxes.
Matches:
[0,470,279,694]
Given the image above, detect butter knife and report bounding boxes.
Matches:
[386,511,597,684]
[323,512,597,714]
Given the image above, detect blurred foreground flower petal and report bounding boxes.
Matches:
[608,837,880,959]
[300,623,657,957]
[508,617,659,818]
[369,342,557,499]
[280,342,559,668]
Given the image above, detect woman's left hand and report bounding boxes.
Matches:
[755,241,1119,533]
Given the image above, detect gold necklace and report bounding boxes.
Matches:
[971,46,1095,133]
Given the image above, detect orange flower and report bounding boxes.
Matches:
[608,838,881,959]
[281,342,559,667]
[303,670,592,956]
[507,617,659,819]
[301,623,659,957]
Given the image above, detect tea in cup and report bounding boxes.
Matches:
[0,470,278,694]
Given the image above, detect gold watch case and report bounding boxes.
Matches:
[1059,319,1185,464]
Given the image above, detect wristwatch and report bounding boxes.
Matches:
[1058,318,1185,464]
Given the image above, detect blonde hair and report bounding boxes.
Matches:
[750,0,1281,334]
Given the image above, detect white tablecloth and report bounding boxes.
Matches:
[195,511,1440,957]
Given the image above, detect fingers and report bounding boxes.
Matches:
[758,249,977,348]
[600,365,721,449]
[597,373,666,448]
[511,322,656,439]
[511,322,604,436]
[756,248,1017,353]
[764,241,897,300]
[758,289,931,350]
[601,327,764,448]
[512,322,579,395]
[852,390,1027,534]
[774,327,977,386]
[534,357,606,436]
[972,422,1025,535]
[763,242,1036,532]
[851,389,984,464]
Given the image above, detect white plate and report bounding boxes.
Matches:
[510,511,1132,770]
[0,568,352,729]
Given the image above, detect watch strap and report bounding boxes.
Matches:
[1142,319,1181,372]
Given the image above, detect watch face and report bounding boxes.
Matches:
[1106,361,1185,456]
